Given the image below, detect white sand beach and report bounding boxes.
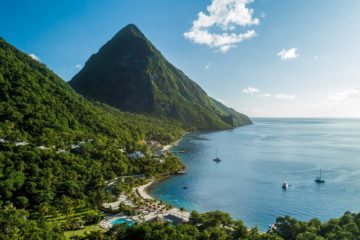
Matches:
[162,139,181,152]
[134,179,154,200]
[133,178,190,221]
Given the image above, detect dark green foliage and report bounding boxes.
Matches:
[76,211,360,240]
[0,37,184,211]
[69,24,252,131]
[273,212,360,240]
[82,212,102,225]
[0,207,64,240]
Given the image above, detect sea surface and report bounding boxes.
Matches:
[149,118,360,230]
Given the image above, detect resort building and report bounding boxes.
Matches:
[163,214,186,225]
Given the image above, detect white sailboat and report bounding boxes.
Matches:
[314,168,325,183]
[213,148,221,163]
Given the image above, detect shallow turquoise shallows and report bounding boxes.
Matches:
[111,218,134,226]
[149,118,360,231]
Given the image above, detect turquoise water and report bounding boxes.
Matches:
[111,218,134,226]
[150,118,360,230]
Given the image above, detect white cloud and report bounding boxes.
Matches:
[75,64,82,69]
[184,0,259,53]
[242,87,296,101]
[328,87,360,105]
[313,56,319,60]
[277,48,299,60]
[242,87,260,94]
[28,53,40,62]
[275,94,296,100]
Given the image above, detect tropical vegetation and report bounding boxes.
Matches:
[0,37,184,212]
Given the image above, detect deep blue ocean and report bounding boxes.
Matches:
[149,118,360,230]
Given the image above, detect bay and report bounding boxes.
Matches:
[149,118,360,230]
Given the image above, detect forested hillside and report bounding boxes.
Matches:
[0,37,184,211]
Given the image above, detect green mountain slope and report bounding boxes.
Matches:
[0,37,184,210]
[70,24,252,131]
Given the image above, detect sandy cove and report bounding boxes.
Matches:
[101,138,190,229]
[134,179,154,200]
[133,178,190,221]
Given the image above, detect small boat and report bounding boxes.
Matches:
[314,169,325,183]
[183,186,188,190]
[282,181,289,190]
[213,148,221,163]
[176,169,186,175]
[213,157,221,163]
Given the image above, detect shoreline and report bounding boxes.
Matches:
[136,127,246,211]
[134,137,191,216]
[145,136,185,200]
[134,179,155,200]
[136,136,185,201]
[102,127,251,229]
[162,137,183,152]
[137,131,264,233]
[136,174,174,201]
[133,176,191,222]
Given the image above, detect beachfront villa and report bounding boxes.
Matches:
[149,214,186,225]
[163,214,185,225]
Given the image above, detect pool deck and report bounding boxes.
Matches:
[100,215,133,230]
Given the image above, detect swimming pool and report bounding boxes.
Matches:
[111,218,134,227]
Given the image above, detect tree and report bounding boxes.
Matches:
[0,207,64,240]
[59,196,74,220]
[296,232,324,240]
[274,216,300,240]
[14,196,28,208]
[232,220,248,239]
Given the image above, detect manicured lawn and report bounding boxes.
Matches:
[46,207,99,223]
[44,207,106,239]
[64,224,104,239]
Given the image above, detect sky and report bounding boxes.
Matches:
[1,0,360,118]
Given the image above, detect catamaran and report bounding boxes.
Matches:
[282,181,289,190]
[314,168,325,183]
